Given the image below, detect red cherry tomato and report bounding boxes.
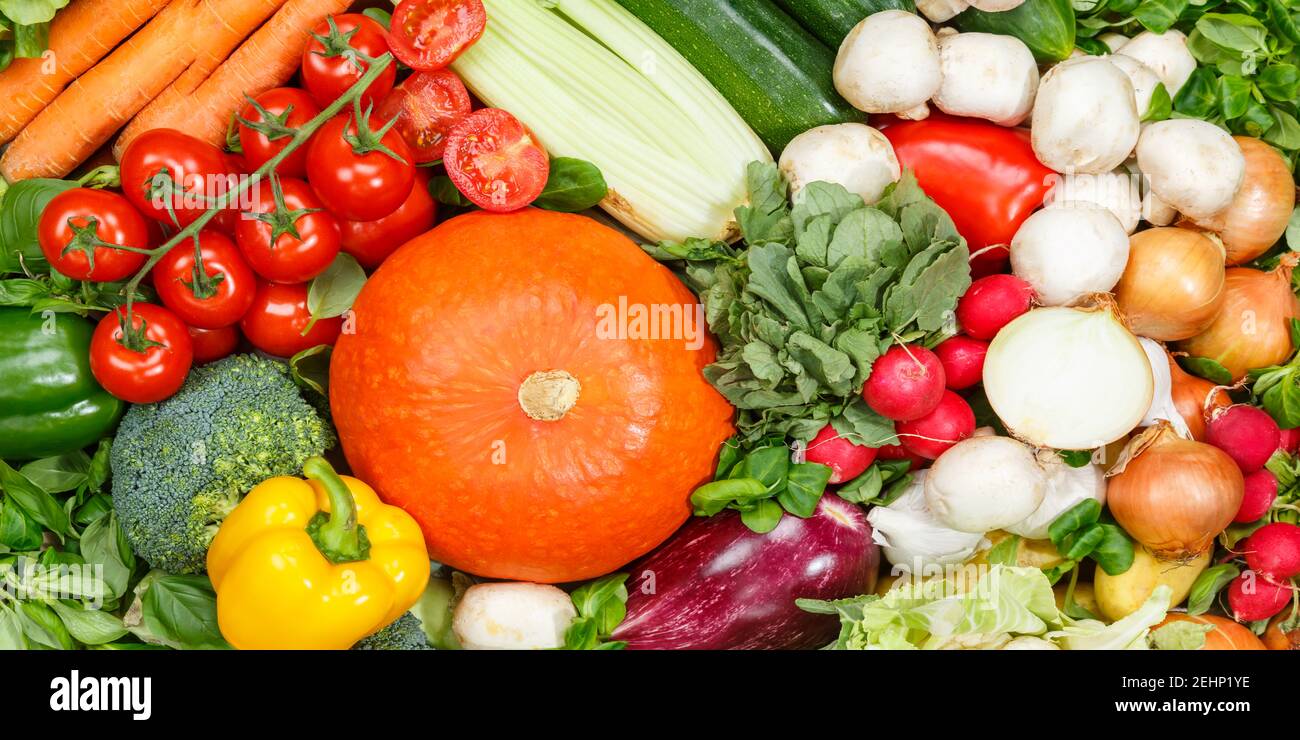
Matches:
[119,129,239,227]
[236,177,342,283]
[188,325,241,364]
[307,113,415,221]
[386,0,486,72]
[301,14,396,110]
[37,188,149,281]
[339,172,436,269]
[152,230,257,329]
[443,108,548,212]
[376,70,472,163]
[240,282,342,358]
[90,303,194,403]
[237,87,322,178]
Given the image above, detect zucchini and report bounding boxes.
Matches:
[774,0,916,48]
[952,0,1076,63]
[614,0,860,154]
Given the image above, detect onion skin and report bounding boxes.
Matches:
[1107,423,1243,559]
[612,494,878,650]
[1177,261,1300,380]
[1189,137,1297,266]
[1167,354,1229,441]
[1114,228,1225,341]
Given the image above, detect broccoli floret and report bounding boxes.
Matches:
[111,354,335,574]
[352,613,432,650]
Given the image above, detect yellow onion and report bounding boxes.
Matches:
[1167,354,1229,441]
[1114,227,1226,340]
[1177,256,1300,380]
[1107,421,1243,558]
[1188,137,1297,265]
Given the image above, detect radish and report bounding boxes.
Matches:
[1227,571,1292,622]
[863,345,946,421]
[877,442,925,471]
[897,390,976,460]
[933,335,988,390]
[452,582,576,650]
[1279,427,1300,454]
[1206,405,1281,473]
[1244,522,1300,581]
[955,274,1034,340]
[804,424,878,484]
[1235,470,1279,523]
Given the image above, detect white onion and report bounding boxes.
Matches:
[925,436,1048,534]
[983,306,1155,449]
[1010,204,1131,306]
[1003,452,1107,539]
[866,471,989,570]
[1136,336,1194,438]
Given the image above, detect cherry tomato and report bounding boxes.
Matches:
[37,189,149,281]
[188,325,241,364]
[90,303,194,403]
[307,113,415,221]
[240,282,342,358]
[120,129,239,226]
[339,172,436,269]
[301,14,396,110]
[376,70,471,163]
[237,88,322,178]
[387,0,486,72]
[235,177,342,283]
[153,230,257,329]
[444,108,548,212]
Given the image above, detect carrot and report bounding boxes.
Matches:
[115,0,355,156]
[0,0,171,146]
[111,0,287,160]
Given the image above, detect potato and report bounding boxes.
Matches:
[1053,581,1101,617]
[1094,546,1210,622]
[968,530,1067,570]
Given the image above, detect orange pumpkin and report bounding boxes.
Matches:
[1155,613,1267,650]
[1263,613,1300,650]
[330,209,734,582]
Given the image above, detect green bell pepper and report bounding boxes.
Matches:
[0,307,123,459]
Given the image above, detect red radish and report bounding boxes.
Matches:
[1279,427,1300,454]
[933,335,989,390]
[896,390,976,460]
[1244,522,1300,581]
[1228,571,1293,622]
[955,274,1035,340]
[1206,405,1281,473]
[1236,470,1278,523]
[804,424,878,484]
[863,345,946,421]
[876,442,925,471]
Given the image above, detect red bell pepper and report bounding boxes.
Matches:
[879,115,1057,277]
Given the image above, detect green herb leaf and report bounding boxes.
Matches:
[1195,13,1270,53]
[0,459,70,536]
[740,498,783,533]
[307,253,365,321]
[778,462,833,517]
[986,534,1021,567]
[0,178,78,273]
[1187,563,1240,615]
[1173,67,1220,118]
[1142,81,1173,122]
[689,477,769,517]
[532,157,607,212]
[1133,0,1189,33]
[1048,498,1102,550]
[141,575,229,649]
[1091,523,1136,575]
[1179,355,1233,385]
[80,513,136,600]
[288,344,332,401]
[18,451,89,493]
[49,602,128,645]
[1057,449,1093,468]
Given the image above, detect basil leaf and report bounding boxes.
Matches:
[0,499,43,551]
[1195,13,1270,53]
[740,498,784,533]
[714,438,744,479]
[689,477,769,517]
[49,602,128,645]
[1179,355,1233,385]
[1258,64,1300,102]
[1048,498,1102,550]
[778,462,833,518]
[141,575,229,650]
[532,157,607,213]
[19,451,90,493]
[742,445,790,489]
[1142,82,1173,122]
[288,344,332,401]
[1264,106,1300,150]
[19,600,76,649]
[1173,67,1221,118]
[0,178,77,273]
[0,459,70,536]
[361,6,391,29]
[80,513,135,600]
[307,253,365,321]
[1133,0,1189,33]
[1187,563,1240,615]
[428,175,474,208]
[86,437,112,493]
[0,278,50,306]
[1217,75,1252,119]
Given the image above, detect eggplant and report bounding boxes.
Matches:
[611,494,878,650]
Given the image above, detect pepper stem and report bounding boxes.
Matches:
[302,456,370,563]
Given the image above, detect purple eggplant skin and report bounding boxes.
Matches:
[611,493,879,650]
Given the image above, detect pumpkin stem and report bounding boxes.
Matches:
[518,370,581,421]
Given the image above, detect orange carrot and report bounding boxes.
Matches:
[114,0,354,156]
[111,0,287,160]
[0,0,171,146]
[0,0,277,181]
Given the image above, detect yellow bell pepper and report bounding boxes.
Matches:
[207,456,429,650]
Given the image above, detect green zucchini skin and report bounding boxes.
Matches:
[774,0,916,48]
[615,0,860,154]
[951,0,1076,63]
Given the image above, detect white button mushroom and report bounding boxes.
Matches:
[1031,56,1140,174]
[779,123,901,204]
[834,10,941,120]
[924,436,1048,534]
[933,30,1038,126]
[968,0,1027,9]
[1011,204,1131,306]
[452,582,577,650]
[1135,119,1246,220]
[1045,169,1142,233]
[917,0,971,23]
[1107,54,1163,120]
[1142,188,1178,226]
[1117,30,1196,96]
[1099,33,1130,53]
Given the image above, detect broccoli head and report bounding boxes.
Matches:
[352,613,432,650]
[111,353,335,574]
